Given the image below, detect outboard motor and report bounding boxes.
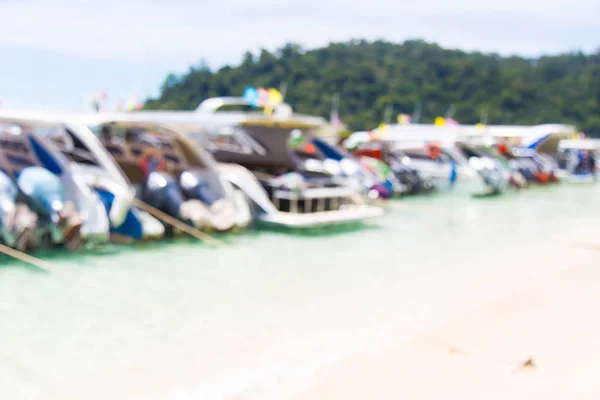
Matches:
[179,171,217,206]
[477,160,507,194]
[388,159,435,195]
[0,171,37,251]
[142,171,210,231]
[17,166,84,251]
[510,159,534,182]
[369,182,392,199]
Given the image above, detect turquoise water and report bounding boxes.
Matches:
[1,184,599,399]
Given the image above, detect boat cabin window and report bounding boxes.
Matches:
[457,144,486,160]
[0,123,100,167]
[195,125,268,156]
[211,104,256,112]
[352,141,384,159]
[39,125,100,166]
[0,124,23,138]
[401,150,431,160]
[475,145,504,160]
[401,149,450,163]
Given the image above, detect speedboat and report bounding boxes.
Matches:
[78,117,251,233]
[380,138,504,197]
[453,141,510,195]
[466,138,528,189]
[556,139,599,183]
[346,138,436,196]
[191,119,384,228]
[498,145,559,184]
[294,137,400,199]
[0,170,37,251]
[0,120,105,251]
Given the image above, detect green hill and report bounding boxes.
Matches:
[144,40,600,135]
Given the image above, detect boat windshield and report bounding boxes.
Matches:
[401,148,451,163]
[191,125,267,156]
[1,122,101,167]
[476,146,510,168]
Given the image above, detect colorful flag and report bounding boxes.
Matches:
[267,88,283,108]
[243,86,258,107]
[125,97,137,112]
[449,161,457,185]
[289,130,304,148]
[303,143,316,154]
[243,86,282,111]
[375,159,391,177]
[397,114,411,125]
[445,117,459,126]
[331,110,341,126]
[257,87,269,108]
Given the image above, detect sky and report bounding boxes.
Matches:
[0,0,598,110]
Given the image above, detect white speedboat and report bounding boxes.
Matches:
[0,117,111,250]
[369,137,504,196]
[557,139,599,183]
[73,116,252,233]
[190,117,384,228]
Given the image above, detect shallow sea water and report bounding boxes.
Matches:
[1,183,599,399]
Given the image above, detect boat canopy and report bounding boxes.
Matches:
[0,114,132,188]
[345,129,460,149]
[194,96,327,126]
[57,114,219,169]
[350,123,577,154]
[465,136,499,147]
[558,139,600,151]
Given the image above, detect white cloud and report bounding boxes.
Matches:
[0,0,598,110]
[0,0,598,68]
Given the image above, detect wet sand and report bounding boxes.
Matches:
[295,231,600,400]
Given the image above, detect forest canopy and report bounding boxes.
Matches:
[144,40,600,136]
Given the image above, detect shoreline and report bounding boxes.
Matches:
[294,233,600,399]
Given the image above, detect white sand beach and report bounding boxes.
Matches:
[295,229,600,400]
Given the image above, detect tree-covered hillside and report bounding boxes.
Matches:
[144,40,600,135]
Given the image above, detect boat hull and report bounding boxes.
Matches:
[566,174,597,184]
[256,204,384,228]
[216,162,384,228]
